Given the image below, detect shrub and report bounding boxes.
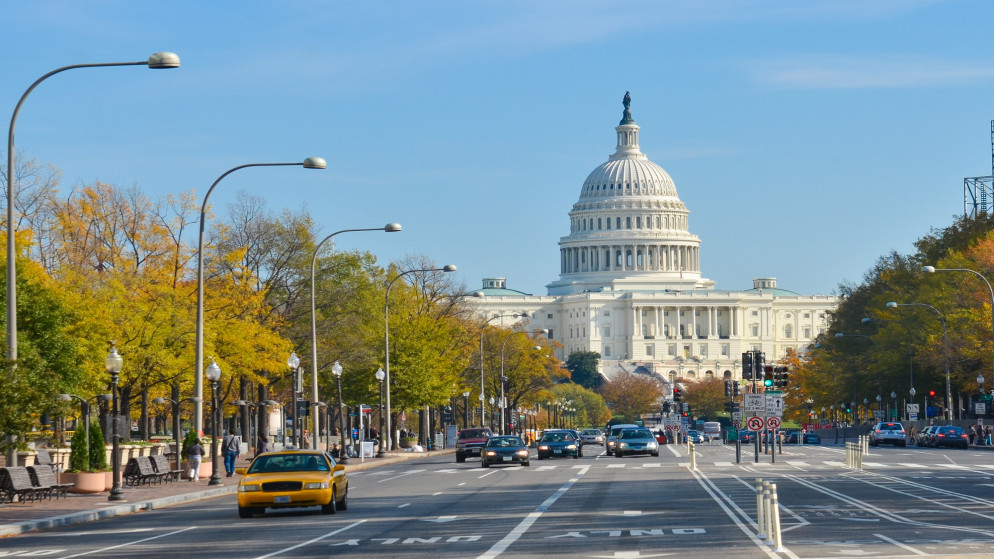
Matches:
[88,419,108,471]
[68,427,89,472]
[181,429,198,457]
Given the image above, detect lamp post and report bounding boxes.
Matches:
[887,301,952,420]
[890,391,897,420]
[193,158,326,436]
[498,331,547,434]
[58,393,111,470]
[310,224,401,450]
[477,310,531,431]
[331,361,348,463]
[462,391,470,428]
[205,359,222,486]
[923,265,994,410]
[383,265,456,449]
[152,395,202,474]
[6,52,180,365]
[287,352,302,448]
[375,368,386,457]
[105,345,125,502]
[231,399,278,455]
[489,397,496,431]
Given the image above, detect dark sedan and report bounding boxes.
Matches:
[537,430,580,460]
[785,430,821,444]
[481,436,531,467]
[929,425,969,449]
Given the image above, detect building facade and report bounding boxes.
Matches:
[474,94,836,383]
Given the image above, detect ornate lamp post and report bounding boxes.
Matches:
[105,345,125,502]
[462,391,470,428]
[152,395,202,475]
[332,361,348,463]
[287,352,302,448]
[375,368,386,457]
[206,359,222,486]
[890,391,897,420]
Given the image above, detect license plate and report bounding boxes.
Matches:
[501,456,510,461]
[554,449,562,454]
[273,495,290,504]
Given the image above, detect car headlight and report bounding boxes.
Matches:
[303,482,329,490]
[539,445,549,450]
[565,444,576,450]
[486,451,496,457]
[239,484,260,492]
[647,442,657,449]
[517,450,529,456]
[618,442,627,448]
[607,441,615,446]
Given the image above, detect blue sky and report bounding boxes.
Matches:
[2,1,991,297]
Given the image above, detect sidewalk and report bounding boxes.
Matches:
[0,449,449,537]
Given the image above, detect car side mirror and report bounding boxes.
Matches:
[334,464,346,472]
[235,468,246,475]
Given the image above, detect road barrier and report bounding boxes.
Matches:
[754,478,782,548]
[688,441,696,470]
[845,441,863,469]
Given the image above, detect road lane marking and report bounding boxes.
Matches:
[58,526,197,558]
[688,470,790,559]
[875,533,928,555]
[378,469,425,483]
[398,503,411,508]
[253,520,366,558]
[476,465,589,559]
[478,470,497,478]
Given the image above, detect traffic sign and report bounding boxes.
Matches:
[746,416,764,431]
[765,394,783,416]
[744,394,765,413]
[766,416,781,429]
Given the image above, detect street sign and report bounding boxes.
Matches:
[746,416,764,431]
[976,403,987,416]
[766,394,783,416]
[731,411,742,422]
[766,416,781,429]
[906,403,919,413]
[744,394,765,413]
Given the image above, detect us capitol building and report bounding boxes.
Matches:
[473,93,837,383]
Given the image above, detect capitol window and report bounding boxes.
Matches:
[598,218,602,230]
[626,217,631,229]
[604,346,612,357]
[616,217,621,228]
[784,325,793,338]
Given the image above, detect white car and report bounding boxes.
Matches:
[580,429,604,445]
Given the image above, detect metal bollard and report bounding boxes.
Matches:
[769,482,783,550]
[755,478,765,538]
[689,441,696,469]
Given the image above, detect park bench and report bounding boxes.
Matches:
[123,456,167,486]
[0,466,48,503]
[32,449,59,474]
[150,454,182,482]
[28,466,72,499]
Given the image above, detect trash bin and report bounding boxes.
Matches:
[434,433,445,450]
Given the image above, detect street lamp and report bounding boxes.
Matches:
[152,395,202,475]
[923,265,994,409]
[887,301,952,420]
[194,158,326,436]
[231,399,278,455]
[310,224,401,450]
[890,391,897,420]
[462,391,470,428]
[331,361,348,463]
[383,264,456,449]
[58,393,111,471]
[375,367,386,457]
[477,310,531,430]
[205,359,222,486]
[105,345,125,502]
[7,52,180,363]
[499,331,547,434]
[489,397,496,431]
[287,352,302,448]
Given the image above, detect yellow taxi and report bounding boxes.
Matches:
[235,449,348,518]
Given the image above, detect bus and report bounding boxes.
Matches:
[702,421,721,442]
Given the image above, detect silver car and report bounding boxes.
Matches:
[615,428,660,457]
[869,422,906,447]
[580,428,604,445]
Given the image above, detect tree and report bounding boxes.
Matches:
[682,377,725,420]
[547,383,610,428]
[566,351,602,389]
[68,427,89,472]
[599,371,665,422]
[88,419,108,472]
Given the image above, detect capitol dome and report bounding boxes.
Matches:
[547,92,712,296]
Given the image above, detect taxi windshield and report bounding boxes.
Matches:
[248,453,330,474]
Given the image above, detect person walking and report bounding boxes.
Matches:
[186,438,205,481]
[223,429,241,477]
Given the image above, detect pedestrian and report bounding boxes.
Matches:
[985,425,992,446]
[186,438,205,481]
[331,442,340,459]
[969,424,977,445]
[223,429,241,477]
[909,426,916,446]
[256,435,269,456]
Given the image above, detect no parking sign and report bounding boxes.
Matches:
[746,416,764,431]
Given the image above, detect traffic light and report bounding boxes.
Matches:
[662,402,671,414]
[754,351,766,377]
[773,366,789,388]
[742,351,753,380]
[927,390,936,405]
[442,406,453,423]
[673,387,683,403]
[763,365,773,387]
[733,382,741,397]
[724,380,733,399]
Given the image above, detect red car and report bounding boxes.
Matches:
[653,429,668,445]
[455,428,493,463]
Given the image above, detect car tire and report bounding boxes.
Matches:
[482,460,490,468]
[616,451,623,458]
[238,506,259,519]
[538,455,545,460]
[899,441,906,447]
[456,454,466,463]
[573,453,579,459]
[338,486,349,510]
[652,451,659,457]
[322,489,338,514]
[523,460,530,467]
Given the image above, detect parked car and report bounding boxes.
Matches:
[929,425,970,449]
[686,430,705,444]
[580,428,604,445]
[614,428,660,457]
[785,430,821,444]
[869,422,907,447]
[918,425,938,447]
[455,427,493,463]
[605,424,640,456]
[537,430,580,460]
[739,430,757,443]
[481,435,531,467]
[235,450,348,518]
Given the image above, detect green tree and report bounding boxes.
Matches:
[88,419,108,471]
[566,351,603,389]
[68,427,89,472]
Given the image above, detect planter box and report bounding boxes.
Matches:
[180,460,212,480]
[63,471,108,494]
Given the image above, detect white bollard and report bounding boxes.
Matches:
[763,481,773,544]
[769,482,783,550]
[755,478,765,538]
[689,441,696,470]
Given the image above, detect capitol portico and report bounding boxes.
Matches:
[473,94,837,384]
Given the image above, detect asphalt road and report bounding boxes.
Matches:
[4,441,994,558]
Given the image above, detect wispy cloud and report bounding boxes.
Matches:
[746,55,994,89]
